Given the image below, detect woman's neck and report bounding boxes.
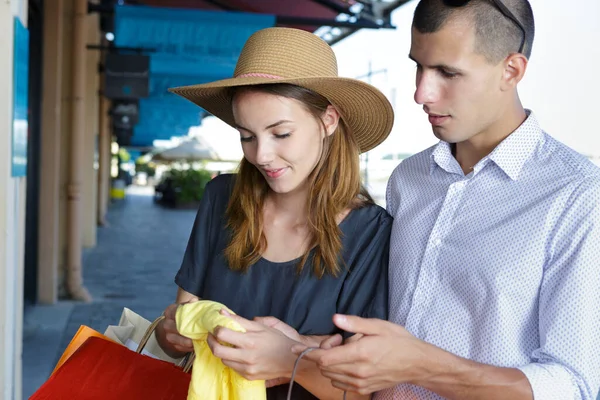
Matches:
[265,186,310,227]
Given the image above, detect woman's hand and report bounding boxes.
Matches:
[254,315,335,348]
[207,311,300,381]
[157,303,194,357]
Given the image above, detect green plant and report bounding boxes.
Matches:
[163,168,213,204]
[119,148,131,163]
[135,160,156,177]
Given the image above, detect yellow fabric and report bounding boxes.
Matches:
[176,300,267,400]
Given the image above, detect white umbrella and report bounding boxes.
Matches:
[151,137,220,162]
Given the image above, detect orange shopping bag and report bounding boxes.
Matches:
[51,325,118,375]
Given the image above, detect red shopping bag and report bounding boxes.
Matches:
[31,336,191,400]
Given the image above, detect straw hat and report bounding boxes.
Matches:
[169,27,394,153]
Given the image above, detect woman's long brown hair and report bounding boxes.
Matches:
[224,84,373,278]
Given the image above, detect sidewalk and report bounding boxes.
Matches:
[22,186,197,398]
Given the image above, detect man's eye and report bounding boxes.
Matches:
[440,69,458,79]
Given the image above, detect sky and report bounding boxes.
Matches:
[193,0,600,164]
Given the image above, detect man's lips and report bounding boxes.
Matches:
[427,113,450,126]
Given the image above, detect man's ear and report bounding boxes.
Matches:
[322,105,340,137]
[500,53,528,91]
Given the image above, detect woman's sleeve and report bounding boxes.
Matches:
[174,179,218,297]
[336,212,391,324]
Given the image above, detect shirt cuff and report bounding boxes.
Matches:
[518,362,580,400]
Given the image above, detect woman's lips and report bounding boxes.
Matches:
[264,168,287,179]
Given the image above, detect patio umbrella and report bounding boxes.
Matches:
[151,137,220,162]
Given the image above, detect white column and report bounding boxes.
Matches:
[0,1,28,398]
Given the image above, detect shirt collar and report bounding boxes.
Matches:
[429,110,543,180]
[430,141,461,175]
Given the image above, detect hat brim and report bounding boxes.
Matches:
[169,76,394,153]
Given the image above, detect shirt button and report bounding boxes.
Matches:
[433,238,442,246]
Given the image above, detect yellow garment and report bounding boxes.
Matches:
[176,300,267,400]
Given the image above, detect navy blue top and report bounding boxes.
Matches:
[175,174,391,399]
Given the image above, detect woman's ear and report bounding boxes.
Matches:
[322,105,340,137]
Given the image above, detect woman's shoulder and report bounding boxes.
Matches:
[205,173,236,198]
[348,202,392,227]
[339,202,392,246]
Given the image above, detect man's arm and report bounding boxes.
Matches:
[411,341,533,400]
[295,315,569,399]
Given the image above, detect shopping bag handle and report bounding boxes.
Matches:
[136,315,196,373]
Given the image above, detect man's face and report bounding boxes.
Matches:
[410,17,507,144]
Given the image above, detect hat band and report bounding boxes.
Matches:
[236,72,283,79]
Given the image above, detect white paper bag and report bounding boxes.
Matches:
[104,307,184,364]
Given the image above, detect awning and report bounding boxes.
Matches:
[102,0,410,148]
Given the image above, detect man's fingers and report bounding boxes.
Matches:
[320,334,343,349]
[333,314,389,336]
[344,333,364,344]
[320,362,367,379]
[300,342,365,367]
[292,343,308,355]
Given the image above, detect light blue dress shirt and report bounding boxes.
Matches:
[376,112,600,400]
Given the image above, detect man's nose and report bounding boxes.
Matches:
[414,71,440,105]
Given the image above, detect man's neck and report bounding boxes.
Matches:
[454,105,527,174]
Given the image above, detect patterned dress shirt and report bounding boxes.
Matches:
[376,111,600,400]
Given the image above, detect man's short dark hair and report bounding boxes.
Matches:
[412,0,535,63]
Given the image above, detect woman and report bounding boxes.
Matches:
[156,27,394,399]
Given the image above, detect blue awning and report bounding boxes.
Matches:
[114,5,275,147]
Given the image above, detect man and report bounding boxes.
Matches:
[297,0,600,399]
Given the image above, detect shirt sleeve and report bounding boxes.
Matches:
[386,167,399,215]
[336,210,392,326]
[517,176,600,400]
[174,178,218,297]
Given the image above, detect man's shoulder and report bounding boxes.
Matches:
[389,144,437,179]
[539,132,600,180]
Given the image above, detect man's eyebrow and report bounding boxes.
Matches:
[235,119,293,134]
[408,54,463,73]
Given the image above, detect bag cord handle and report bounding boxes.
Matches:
[287,347,347,400]
[136,315,195,373]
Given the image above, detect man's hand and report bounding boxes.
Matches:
[293,314,428,395]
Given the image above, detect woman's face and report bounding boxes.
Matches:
[232,90,338,196]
